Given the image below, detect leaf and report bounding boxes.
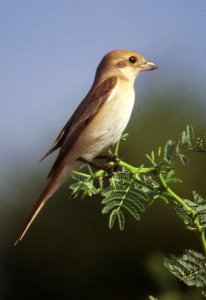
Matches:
[146,151,156,165]
[127,197,145,212]
[179,127,192,148]
[122,202,141,222]
[117,210,125,230]
[164,140,176,164]
[186,125,194,140]
[165,177,183,184]
[164,249,206,289]
[120,132,129,141]
[129,189,149,202]
[69,182,81,195]
[102,200,120,214]
[179,154,189,166]
[70,172,101,198]
[101,178,149,230]
[109,209,118,229]
[175,193,206,229]
[101,191,126,204]
[193,191,206,205]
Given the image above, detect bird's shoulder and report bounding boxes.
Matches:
[91,76,118,100]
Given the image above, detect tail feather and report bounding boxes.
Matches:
[14,189,52,246]
[14,160,83,246]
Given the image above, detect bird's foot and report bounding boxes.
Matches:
[77,157,103,170]
[77,156,119,176]
[95,154,120,175]
[95,154,118,163]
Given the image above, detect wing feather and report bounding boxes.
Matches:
[42,76,117,178]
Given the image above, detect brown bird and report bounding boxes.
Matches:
[14,49,157,245]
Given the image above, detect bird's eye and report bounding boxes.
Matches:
[128,56,137,64]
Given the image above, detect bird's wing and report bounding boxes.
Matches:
[41,76,117,178]
[40,76,117,163]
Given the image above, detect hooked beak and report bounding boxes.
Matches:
[140,61,158,71]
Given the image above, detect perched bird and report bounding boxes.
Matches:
[14,49,157,245]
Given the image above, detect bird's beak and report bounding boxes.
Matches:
[140,61,158,71]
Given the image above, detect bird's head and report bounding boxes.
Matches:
[95,49,157,82]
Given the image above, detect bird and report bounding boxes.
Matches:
[14,49,157,245]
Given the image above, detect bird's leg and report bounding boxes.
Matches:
[77,157,117,175]
[95,154,118,162]
[94,154,120,172]
[77,157,104,170]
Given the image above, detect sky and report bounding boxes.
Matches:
[1,0,206,183]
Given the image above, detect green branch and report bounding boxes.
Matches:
[157,172,206,255]
[70,125,206,297]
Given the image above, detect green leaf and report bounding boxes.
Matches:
[69,182,81,195]
[164,140,176,164]
[122,202,141,222]
[102,200,120,214]
[120,132,129,141]
[129,188,149,202]
[101,191,126,204]
[146,151,156,165]
[186,125,194,140]
[108,209,118,229]
[165,177,183,184]
[164,249,206,289]
[112,172,131,183]
[193,191,206,205]
[117,210,125,230]
[175,193,206,229]
[179,154,189,166]
[127,197,145,212]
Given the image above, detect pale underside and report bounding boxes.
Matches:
[45,76,135,197]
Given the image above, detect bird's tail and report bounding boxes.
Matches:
[14,160,83,246]
[14,189,52,246]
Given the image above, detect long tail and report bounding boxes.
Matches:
[14,160,83,246]
[14,189,52,246]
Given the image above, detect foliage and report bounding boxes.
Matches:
[69,125,206,298]
[164,250,206,297]
[175,191,206,230]
[101,172,152,230]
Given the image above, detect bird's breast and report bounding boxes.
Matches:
[98,79,135,136]
[72,79,135,160]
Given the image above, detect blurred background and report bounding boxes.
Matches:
[1,1,206,299]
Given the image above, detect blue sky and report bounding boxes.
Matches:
[1,0,206,183]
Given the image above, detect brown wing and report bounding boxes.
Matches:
[43,76,117,178]
[39,107,79,162]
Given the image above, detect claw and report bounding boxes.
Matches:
[95,154,118,163]
[77,156,119,175]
